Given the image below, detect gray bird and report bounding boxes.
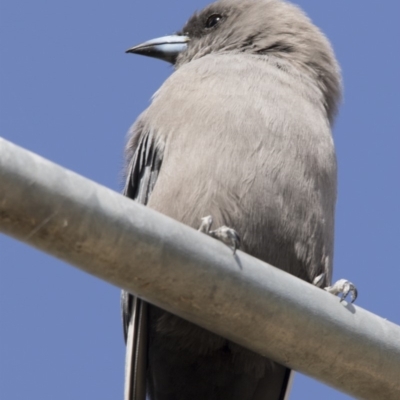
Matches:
[122,0,356,399]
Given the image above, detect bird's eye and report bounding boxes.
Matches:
[205,14,223,29]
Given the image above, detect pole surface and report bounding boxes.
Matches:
[1,137,399,399]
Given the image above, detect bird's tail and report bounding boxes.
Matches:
[124,296,148,400]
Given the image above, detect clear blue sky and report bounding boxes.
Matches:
[1,1,399,399]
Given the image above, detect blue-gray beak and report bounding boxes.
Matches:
[126,35,190,64]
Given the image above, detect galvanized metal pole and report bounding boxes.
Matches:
[1,137,399,400]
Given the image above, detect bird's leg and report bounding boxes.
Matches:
[312,273,326,288]
[198,215,213,234]
[313,274,358,303]
[198,216,241,254]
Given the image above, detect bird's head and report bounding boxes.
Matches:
[127,0,341,121]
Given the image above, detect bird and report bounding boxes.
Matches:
[121,0,356,399]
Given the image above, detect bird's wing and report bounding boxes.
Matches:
[122,123,163,400]
[123,126,162,205]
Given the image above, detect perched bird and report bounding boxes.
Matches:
[122,0,356,399]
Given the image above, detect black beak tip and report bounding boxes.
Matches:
[125,47,138,54]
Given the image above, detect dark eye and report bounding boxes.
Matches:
[205,14,223,29]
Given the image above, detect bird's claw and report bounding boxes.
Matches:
[199,215,241,254]
[324,279,358,303]
[209,226,241,254]
[313,274,358,303]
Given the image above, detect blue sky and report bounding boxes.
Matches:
[1,1,399,399]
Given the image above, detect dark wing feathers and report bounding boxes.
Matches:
[124,129,161,203]
[122,125,163,400]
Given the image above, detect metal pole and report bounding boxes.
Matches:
[1,137,399,400]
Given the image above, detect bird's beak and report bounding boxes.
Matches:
[126,35,190,64]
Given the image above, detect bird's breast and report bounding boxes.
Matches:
[144,53,336,280]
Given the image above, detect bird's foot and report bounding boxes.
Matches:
[313,274,358,303]
[199,215,241,254]
[325,279,358,303]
